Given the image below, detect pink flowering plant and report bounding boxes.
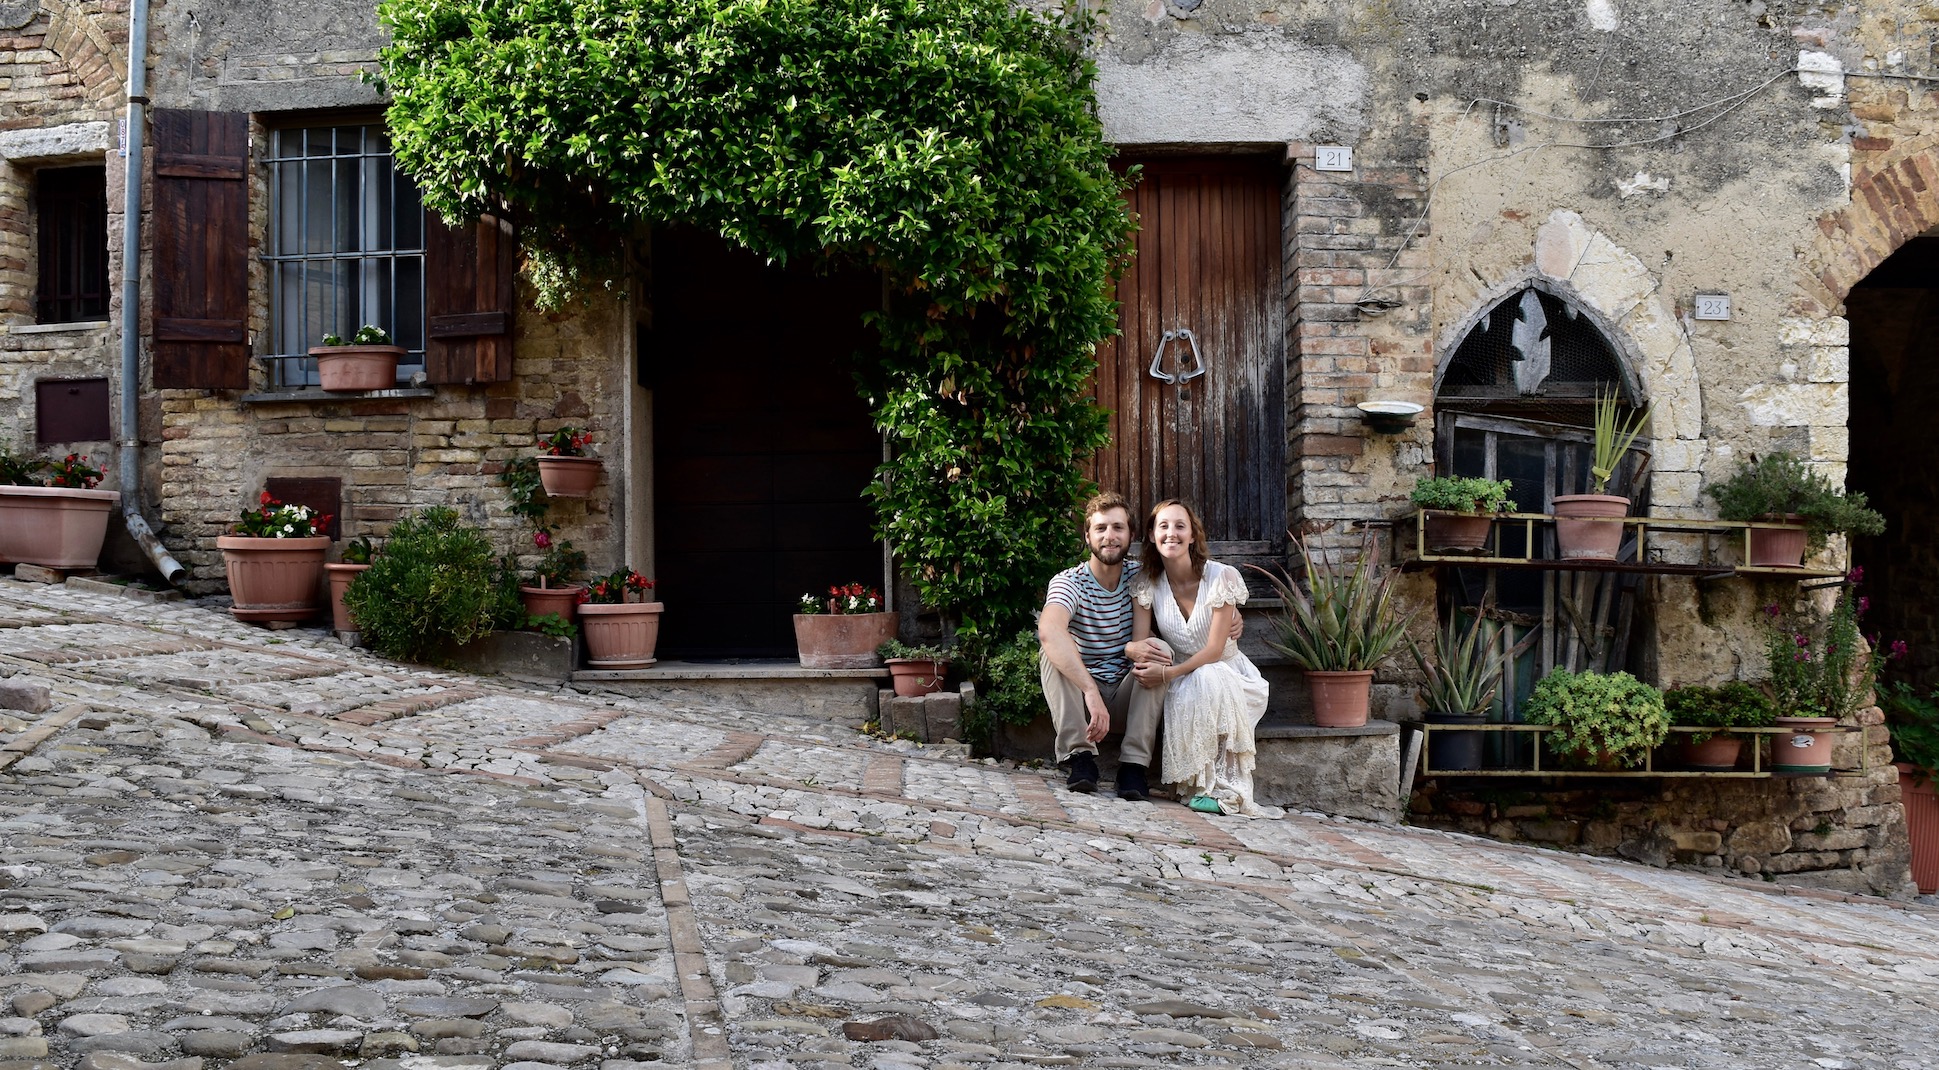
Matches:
[798,583,882,615]
[1762,569,1905,720]
[587,567,654,605]
[541,427,594,457]
[527,529,586,587]
[234,492,331,538]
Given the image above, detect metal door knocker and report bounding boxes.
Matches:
[1148,328,1206,385]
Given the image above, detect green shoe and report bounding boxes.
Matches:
[1187,795,1224,815]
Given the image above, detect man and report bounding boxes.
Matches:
[1037,491,1172,800]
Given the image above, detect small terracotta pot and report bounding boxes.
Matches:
[793,611,898,669]
[886,658,949,697]
[1423,512,1494,554]
[1746,516,1807,568]
[520,584,586,623]
[580,600,665,668]
[1680,734,1744,771]
[0,485,119,569]
[310,344,403,391]
[1305,670,1375,728]
[218,535,330,623]
[1771,715,1836,772]
[324,562,371,633]
[536,456,601,498]
[1552,494,1630,561]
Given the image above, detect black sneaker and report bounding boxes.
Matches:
[1116,763,1150,802]
[1065,752,1099,793]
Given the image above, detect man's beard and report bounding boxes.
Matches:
[1091,542,1126,566]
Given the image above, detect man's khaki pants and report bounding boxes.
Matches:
[1039,640,1171,767]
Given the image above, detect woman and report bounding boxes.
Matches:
[1127,499,1277,816]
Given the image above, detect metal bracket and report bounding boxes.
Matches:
[1148,328,1206,385]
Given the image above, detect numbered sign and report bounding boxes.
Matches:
[1694,294,1731,321]
[1314,146,1353,172]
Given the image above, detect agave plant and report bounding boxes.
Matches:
[1409,611,1504,715]
[1252,535,1416,672]
[1588,387,1652,495]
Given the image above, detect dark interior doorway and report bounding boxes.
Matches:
[645,227,883,658]
[1849,234,1939,686]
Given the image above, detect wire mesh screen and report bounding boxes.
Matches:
[1436,287,1636,426]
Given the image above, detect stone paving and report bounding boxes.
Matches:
[1,576,1936,1070]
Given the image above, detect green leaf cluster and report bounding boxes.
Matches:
[1523,669,1670,768]
[1588,388,1650,496]
[377,0,1132,638]
[1409,476,1515,515]
[1707,451,1886,554]
[344,506,522,664]
[1409,611,1504,715]
[1662,681,1776,743]
[1253,536,1416,672]
[1879,680,1939,783]
[962,628,1048,743]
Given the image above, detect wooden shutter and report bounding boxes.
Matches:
[151,109,250,389]
[423,212,517,384]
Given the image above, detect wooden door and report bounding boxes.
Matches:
[647,228,883,658]
[1092,156,1286,559]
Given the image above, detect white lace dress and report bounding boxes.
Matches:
[1135,561,1278,817]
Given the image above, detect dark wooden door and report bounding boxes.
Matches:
[1092,156,1286,558]
[647,228,883,658]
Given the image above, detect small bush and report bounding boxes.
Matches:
[345,506,519,664]
[1524,670,1669,768]
[964,629,1047,746]
[1662,681,1776,743]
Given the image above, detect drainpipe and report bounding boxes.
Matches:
[116,0,185,584]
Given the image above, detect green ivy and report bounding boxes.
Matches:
[376,0,1131,639]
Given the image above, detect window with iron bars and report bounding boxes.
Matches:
[35,165,110,324]
[263,122,425,388]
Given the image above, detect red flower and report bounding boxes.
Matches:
[534,530,552,549]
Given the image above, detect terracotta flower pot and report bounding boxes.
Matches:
[1680,734,1744,771]
[1771,715,1836,773]
[1305,670,1375,728]
[1423,512,1494,554]
[0,485,119,569]
[1552,494,1630,561]
[793,611,898,669]
[580,600,665,668]
[1897,762,1939,894]
[310,345,403,391]
[520,584,586,624]
[536,456,601,498]
[217,535,329,623]
[1746,516,1808,568]
[886,657,949,697]
[324,562,370,633]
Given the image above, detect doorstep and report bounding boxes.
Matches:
[572,659,890,728]
[1253,718,1402,823]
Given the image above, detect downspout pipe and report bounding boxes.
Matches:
[117,0,185,584]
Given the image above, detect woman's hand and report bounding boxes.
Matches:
[1126,637,1172,667]
[1130,659,1172,689]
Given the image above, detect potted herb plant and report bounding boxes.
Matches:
[580,566,663,668]
[1408,611,1504,770]
[325,534,377,634]
[1879,681,1939,894]
[1410,475,1515,553]
[1553,388,1650,561]
[793,582,897,668]
[1707,451,1886,568]
[1762,575,1901,772]
[536,426,601,498]
[218,492,332,624]
[1661,681,1775,770]
[1523,669,1670,769]
[518,529,587,625]
[0,451,118,570]
[878,638,953,697]
[1254,535,1416,727]
[310,325,405,392]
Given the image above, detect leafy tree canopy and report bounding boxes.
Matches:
[377,0,1135,639]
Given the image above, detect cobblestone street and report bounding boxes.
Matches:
[2,578,1935,1070]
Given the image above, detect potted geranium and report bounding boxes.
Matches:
[536,426,600,497]
[518,529,587,625]
[218,492,332,623]
[580,566,663,668]
[1408,611,1503,770]
[1707,451,1886,568]
[1762,574,1900,772]
[1553,389,1650,561]
[1661,681,1775,770]
[1409,476,1515,554]
[0,451,118,570]
[793,582,897,668]
[310,325,405,392]
[1523,669,1670,769]
[324,534,376,634]
[1254,534,1415,727]
[878,638,953,697]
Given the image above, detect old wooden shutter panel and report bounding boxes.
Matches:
[423,212,516,384]
[151,109,250,389]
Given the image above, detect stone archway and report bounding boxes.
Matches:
[1804,139,1939,311]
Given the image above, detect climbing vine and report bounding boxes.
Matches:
[376,0,1133,638]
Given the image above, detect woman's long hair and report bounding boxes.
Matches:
[1140,498,1209,579]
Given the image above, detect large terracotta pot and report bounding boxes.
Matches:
[793,611,898,669]
[1897,762,1939,894]
[520,584,586,624]
[1422,512,1494,554]
[1771,715,1836,773]
[1422,710,1486,770]
[1680,733,1744,771]
[310,345,403,391]
[1305,670,1375,728]
[886,657,949,697]
[1552,494,1630,561]
[536,456,601,498]
[580,600,665,668]
[217,535,329,623]
[0,486,119,569]
[324,562,370,633]
[1746,516,1808,568]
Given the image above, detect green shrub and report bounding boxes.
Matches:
[1409,476,1515,515]
[1662,681,1776,743]
[1879,681,1939,783]
[963,629,1047,746]
[344,506,520,664]
[1708,451,1885,553]
[1524,670,1670,768]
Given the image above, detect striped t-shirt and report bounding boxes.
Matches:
[1045,559,1140,687]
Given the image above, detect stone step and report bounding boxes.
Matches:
[1253,718,1403,823]
[573,659,889,727]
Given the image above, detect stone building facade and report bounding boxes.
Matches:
[4,0,1936,895]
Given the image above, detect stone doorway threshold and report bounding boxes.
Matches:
[573,659,890,727]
